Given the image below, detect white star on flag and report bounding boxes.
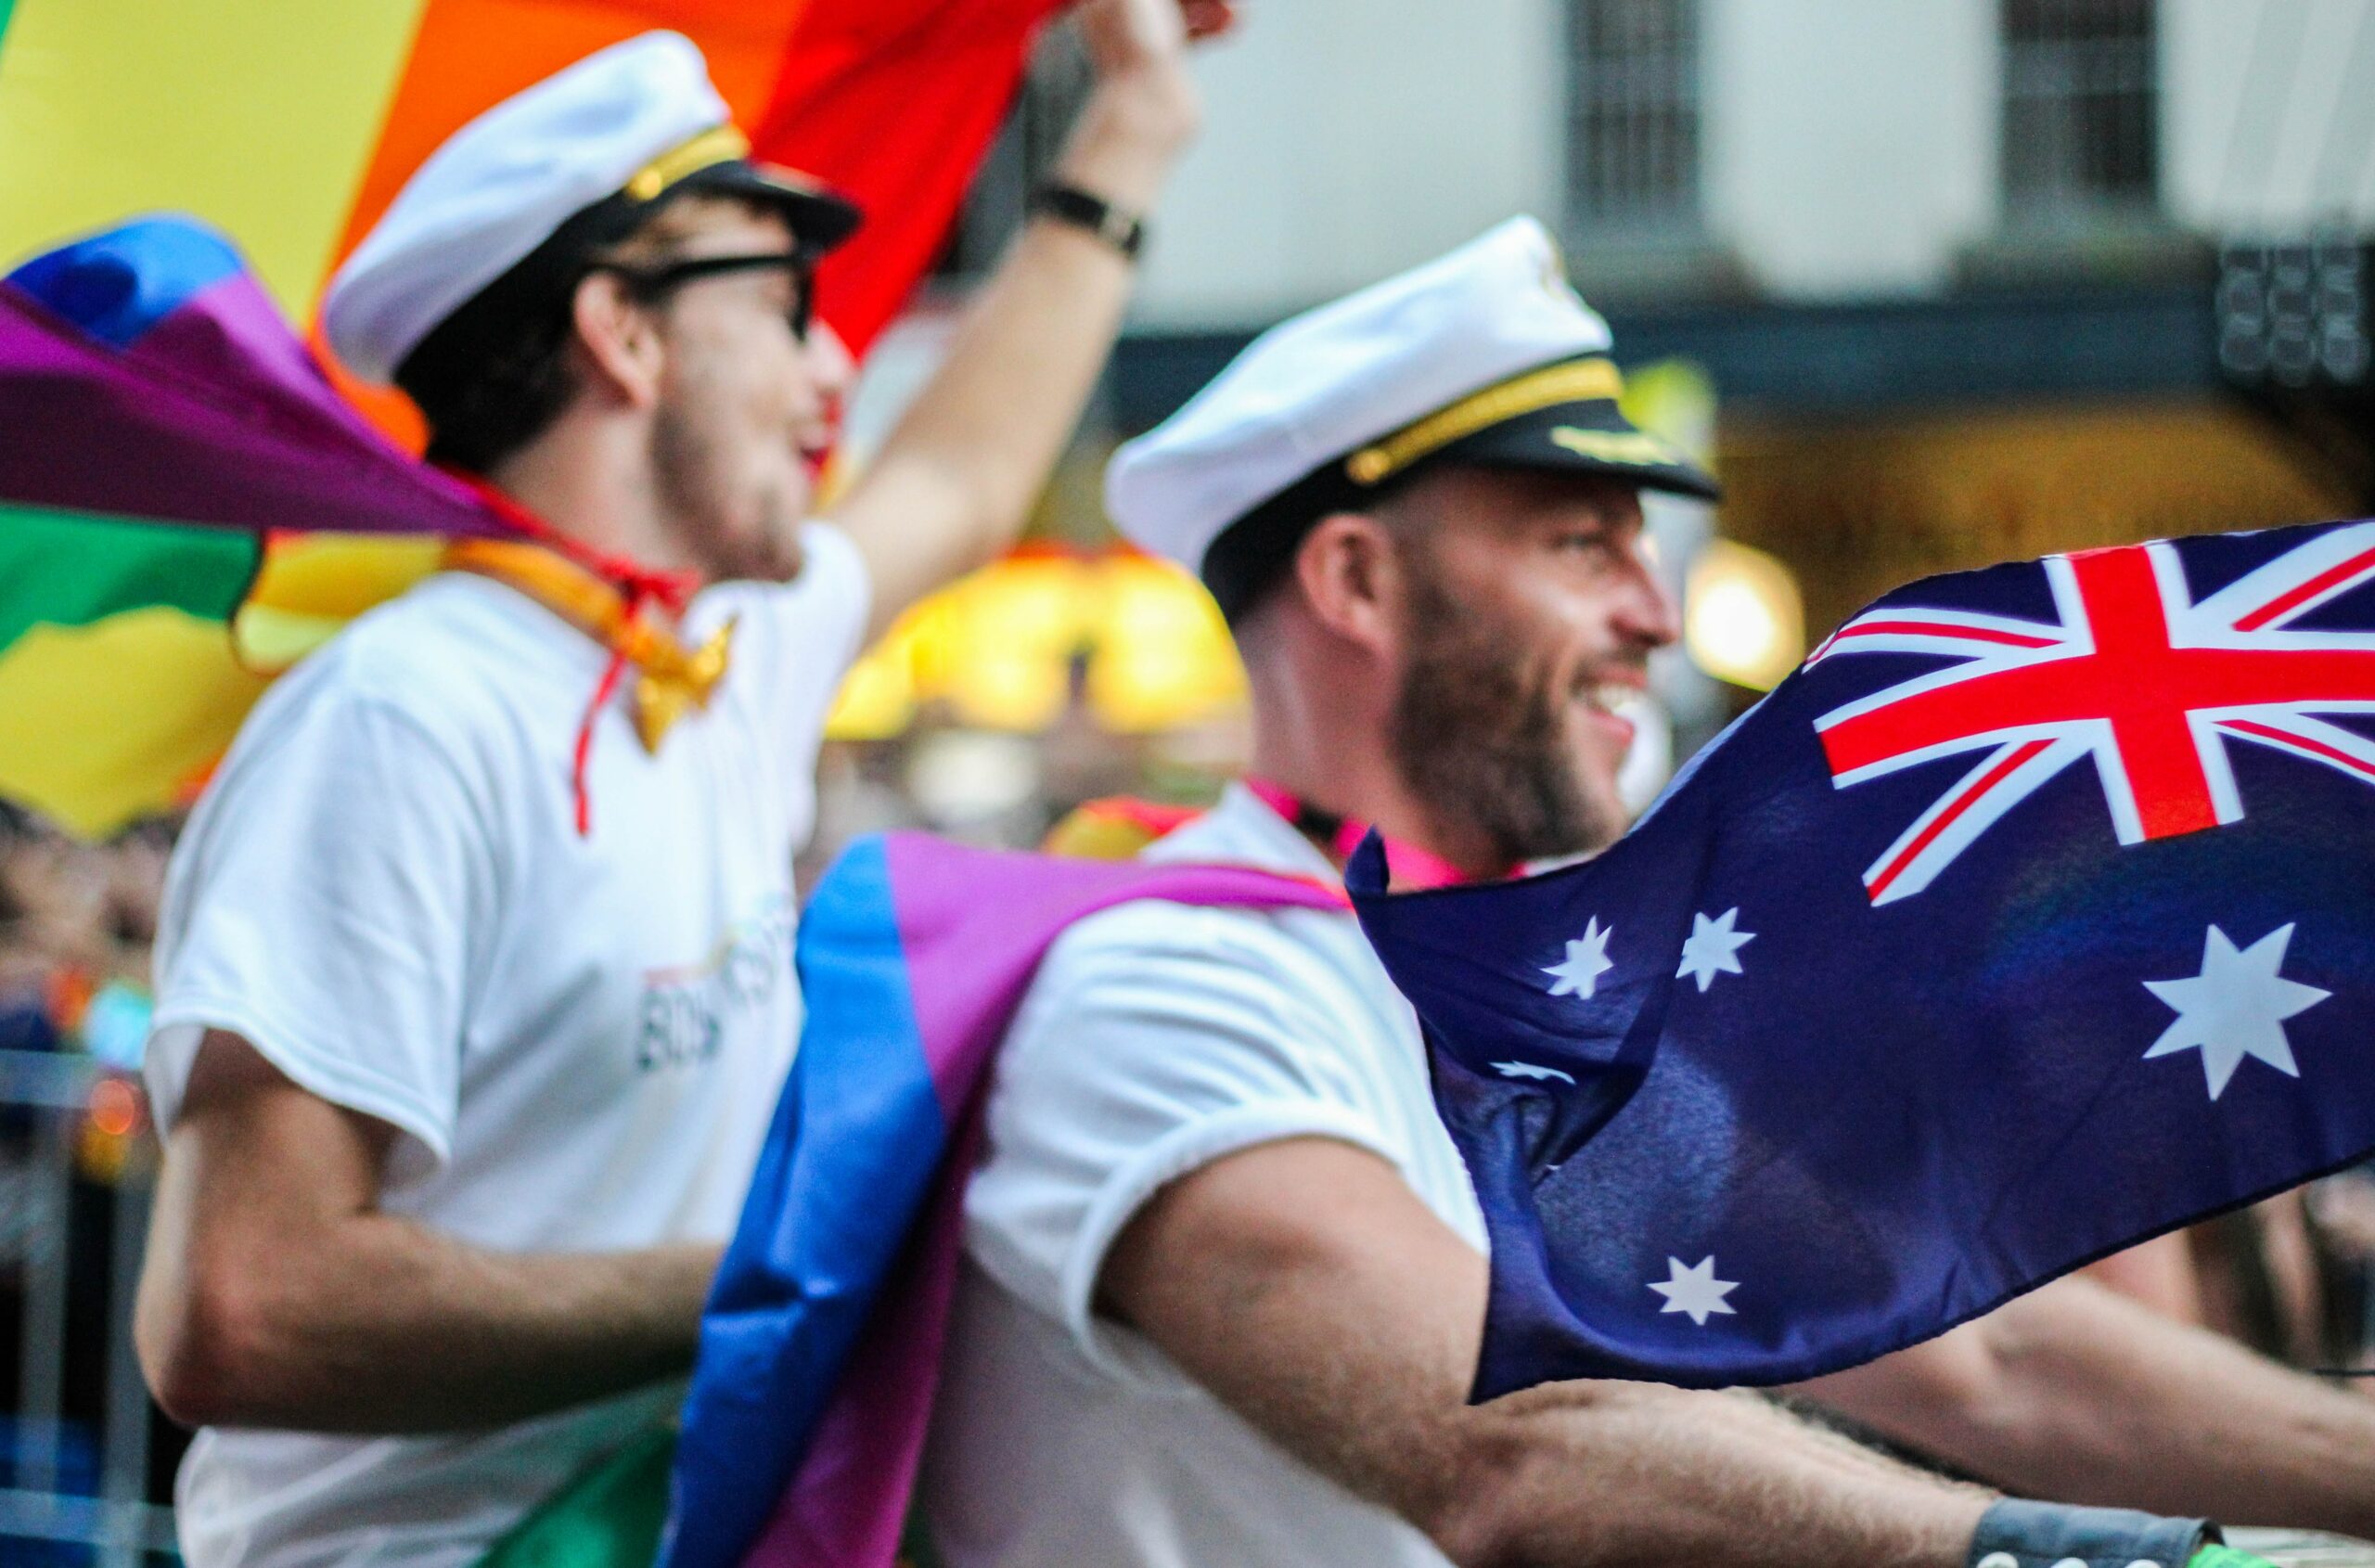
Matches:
[1675,907,1755,993]
[2142,923,2330,1100]
[1649,1255,1739,1325]
[1543,918,1614,998]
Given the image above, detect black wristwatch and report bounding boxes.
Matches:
[1029,183,1147,261]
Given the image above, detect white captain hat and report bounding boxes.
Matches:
[322,30,860,388]
[1107,215,1719,620]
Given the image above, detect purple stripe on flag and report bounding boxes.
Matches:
[886,833,1348,1121]
[0,217,503,539]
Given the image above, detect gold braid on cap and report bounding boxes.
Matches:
[1344,357,1625,486]
[623,125,751,203]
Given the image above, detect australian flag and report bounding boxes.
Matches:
[1348,516,2375,1398]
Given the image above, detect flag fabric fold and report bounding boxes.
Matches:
[1348,517,2375,1398]
[664,831,1338,1568]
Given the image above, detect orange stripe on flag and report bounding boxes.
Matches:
[321,0,817,310]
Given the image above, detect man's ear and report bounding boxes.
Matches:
[567,271,664,410]
[1291,510,1405,657]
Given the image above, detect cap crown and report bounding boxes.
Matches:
[323,31,729,384]
[1107,216,1615,574]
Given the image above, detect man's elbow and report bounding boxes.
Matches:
[136,1265,287,1429]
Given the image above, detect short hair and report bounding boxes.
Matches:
[1201,460,1426,624]
[393,192,770,474]
[396,286,581,474]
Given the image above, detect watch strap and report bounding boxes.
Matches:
[1968,1500,2220,1568]
[1030,183,1147,260]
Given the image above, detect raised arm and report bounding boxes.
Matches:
[1796,1273,2375,1539]
[1099,1135,1993,1568]
[136,1032,717,1433]
[829,0,1229,643]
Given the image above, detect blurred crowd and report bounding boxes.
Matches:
[0,803,168,1064]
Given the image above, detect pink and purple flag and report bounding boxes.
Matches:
[663,832,1340,1568]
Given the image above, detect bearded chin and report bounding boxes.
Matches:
[1386,610,1626,868]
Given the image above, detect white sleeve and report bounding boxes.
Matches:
[698,521,873,775]
[145,688,495,1165]
[962,902,1406,1389]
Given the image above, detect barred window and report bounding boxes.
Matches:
[2001,0,2160,218]
[1567,0,1702,237]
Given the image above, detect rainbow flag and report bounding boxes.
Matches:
[0,0,1067,839]
[665,833,1342,1568]
[0,219,502,837]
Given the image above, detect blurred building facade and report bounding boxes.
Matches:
[1137,0,2375,315]
[1110,0,2375,636]
[835,0,2375,836]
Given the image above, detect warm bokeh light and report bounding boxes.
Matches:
[86,1074,143,1139]
[826,549,1247,739]
[1685,538,1805,691]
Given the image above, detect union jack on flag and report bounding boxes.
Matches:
[1346,514,2375,1396]
[1811,524,2375,903]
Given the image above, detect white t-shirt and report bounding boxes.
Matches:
[921,783,1487,1568]
[146,524,870,1568]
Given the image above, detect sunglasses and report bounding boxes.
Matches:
[592,251,819,342]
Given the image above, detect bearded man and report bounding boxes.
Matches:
[915,217,2375,1568]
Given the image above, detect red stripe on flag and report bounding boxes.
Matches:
[2223,716,2375,778]
[2234,543,2375,632]
[1833,619,2060,649]
[754,0,1069,359]
[1868,739,2054,900]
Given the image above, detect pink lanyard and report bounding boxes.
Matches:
[1241,777,1496,892]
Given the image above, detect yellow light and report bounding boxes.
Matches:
[822,639,917,740]
[824,550,1251,739]
[1087,558,1246,734]
[1685,539,1805,691]
[940,556,1098,731]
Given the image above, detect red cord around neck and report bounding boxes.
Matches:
[443,471,704,836]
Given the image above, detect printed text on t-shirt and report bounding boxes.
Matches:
[635,891,795,1071]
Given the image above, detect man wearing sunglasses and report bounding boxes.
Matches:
[130,6,1228,1565]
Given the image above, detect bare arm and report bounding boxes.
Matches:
[1099,1136,1992,1568]
[830,0,1228,642]
[1796,1274,2375,1538]
[135,1031,717,1433]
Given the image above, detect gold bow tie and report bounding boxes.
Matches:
[444,539,732,752]
[616,613,734,751]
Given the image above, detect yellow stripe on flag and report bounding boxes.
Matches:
[0,0,428,315]
[235,533,442,672]
[0,607,269,839]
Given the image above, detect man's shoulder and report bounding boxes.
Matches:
[1013,879,1356,1058]
[225,575,564,788]
[281,574,571,715]
[1030,798,1348,999]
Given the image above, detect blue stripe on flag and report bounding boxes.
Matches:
[6,217,245,349]
[666,834,948,1568]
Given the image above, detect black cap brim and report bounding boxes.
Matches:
[1436,397,1722,503]
[670,161,864,256]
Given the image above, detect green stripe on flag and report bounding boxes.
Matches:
[0,0,17,60]
[0,504,259,653]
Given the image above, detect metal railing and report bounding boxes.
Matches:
[2,1047,178,1563]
